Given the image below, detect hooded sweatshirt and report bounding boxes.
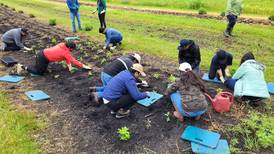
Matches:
[178,40,201,69]
[2,28,24,48]
[232,60,270,98]
[225,0,243,16]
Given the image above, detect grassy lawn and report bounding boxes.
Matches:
[0,91,45,154]
[0,0,273,81]
[83,0,274,17]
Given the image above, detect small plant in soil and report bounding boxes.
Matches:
[106,51,113,59]
[29,14,35,18]
[198,7,207,15]
[168,74,176,83]
[88,71,93,79]
[216,88,223,94]
[0,3,3,6]
[4,5,8,8]
[268,15,274,21]
[51,38,57,44]
[144,119,152,129]
[100,58,107,65]
[220,11,225,17]
[117,127,131,141]
[59,61,67,69]
[18,10,24,14]
[11,8,16,11]
[70,67,78,74]
[228,111,274,152]
[189,0,203,10]
[49,19,57,26]
[84,24,93,31]
[164,112,171,122]
[153,72,160,79]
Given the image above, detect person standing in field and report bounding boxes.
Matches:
[66,0,82,33]
[97,0,106,28]
[224,0,243,37]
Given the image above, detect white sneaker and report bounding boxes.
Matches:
[115,109,130,119]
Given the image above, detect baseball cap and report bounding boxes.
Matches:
[131,63,146,77]
[178,62,192,72]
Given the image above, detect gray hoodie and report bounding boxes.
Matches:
[2,28,24,48]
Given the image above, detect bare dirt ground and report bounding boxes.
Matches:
[0,6,273,154]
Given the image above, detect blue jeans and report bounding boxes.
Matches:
[226,14,237,34]
[225,78,237,91]
[170,91,206,117]
[96,72,113,98]
[70,11,82,32]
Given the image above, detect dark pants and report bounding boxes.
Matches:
[106,95,135,112]
[27,50,49,75]
[208,64,226,80]
[98,12,106,28]
[3,42,21,51]
[225,78,237,91]
[226,14,238,35]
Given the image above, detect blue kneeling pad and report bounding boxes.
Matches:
[25,90,50,101]
[0,75,24,83]
[181,125,221,148]
[191,139,230,154]
[137,92,163,107]
[268,83,274,94]
[202,73,222,84]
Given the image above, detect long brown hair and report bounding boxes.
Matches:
[179,71,206,92]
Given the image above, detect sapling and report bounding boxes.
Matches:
[117,127,131,141]
[164,112,171,122]
[59,61,67,69]
[70,67,78,74]
[100,58,107,65]
[51,38,57,44]
[153,73,160,79]
[168,74,176,83]
[216,88,223,94]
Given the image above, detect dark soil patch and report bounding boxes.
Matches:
[0,6,273,154]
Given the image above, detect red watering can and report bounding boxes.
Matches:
[205,92,234,113]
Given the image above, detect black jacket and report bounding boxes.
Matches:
[178,41,201,69]
[103,55,134,77]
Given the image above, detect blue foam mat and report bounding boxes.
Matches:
[25,90,50,101]
[202,73,222,84]
[191,139,230,154]
[137,92,163,107]
[181,125,221,148]
[0,75,24,83]
[268,83,274,94]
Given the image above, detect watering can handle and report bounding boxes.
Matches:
[220,92,234,103]
[204,93,214,104]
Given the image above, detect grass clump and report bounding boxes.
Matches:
[84,24,93,31]
[49,18,56,26]
[168,74,176,83]
[189,0,204,10]
[0,91,46,153]
[220,11,225,17]
[198,7,207,15]
[228,111,274,152]
[117,127,131,141]
[18,10,23,13]
[11,8,15,11]
[29,13,35,18]
[268,15,274,21]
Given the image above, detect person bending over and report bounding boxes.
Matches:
[99,27,122,50]
[166,63,208,122]
[1,28,31,51]
[209,49,233,83]
[224,52,270,103]
[16,40,91,75]
[102,64,148,119]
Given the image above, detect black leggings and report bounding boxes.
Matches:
[106,94,135,112]
[3,42,21,51]
[27,50,49,75]
[98,12,106,28]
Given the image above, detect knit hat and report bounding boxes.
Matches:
[131,64,146,77]
[178,62,192,72]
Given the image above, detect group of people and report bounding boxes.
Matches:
[0,0,270,121]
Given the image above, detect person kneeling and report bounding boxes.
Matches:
[102,64,148,119]
[224,52,270,104]
[99,27,122,50]
[166,63,208,122]
[16,39,91,75]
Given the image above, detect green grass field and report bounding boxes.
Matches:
[0,91,45,154]
[0,0,273,81]
[83,0,274,17]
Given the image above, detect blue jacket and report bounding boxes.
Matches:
[66,0,79,13]
[103,70,147,101]
[233,60,270,98]
[105,28,123,47]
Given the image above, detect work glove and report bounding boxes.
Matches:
[100,10,106,14]
[23,46,32,52]
[83,65,92,70]
[67,64,73,72]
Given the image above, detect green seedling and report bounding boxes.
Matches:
[198,7,207,15]
[168,74,176,83]
[117,127,131,141]
[88,71,93,79]
[153,72,160,79]
[144,119,152,129]
[59,61,67,69]
[220,11,225,17]
[216,88,223,94]
[70,67,78,74]
[29,14,35,18]
[269,15,274,21]
[49,18,56,26]
[164,112,171,122]
[51,38,57,44]
[18,10,24,13]
[100,58,107,65]
[84,24,93,31]
[106,52,113,59]
[11,8,16,11]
